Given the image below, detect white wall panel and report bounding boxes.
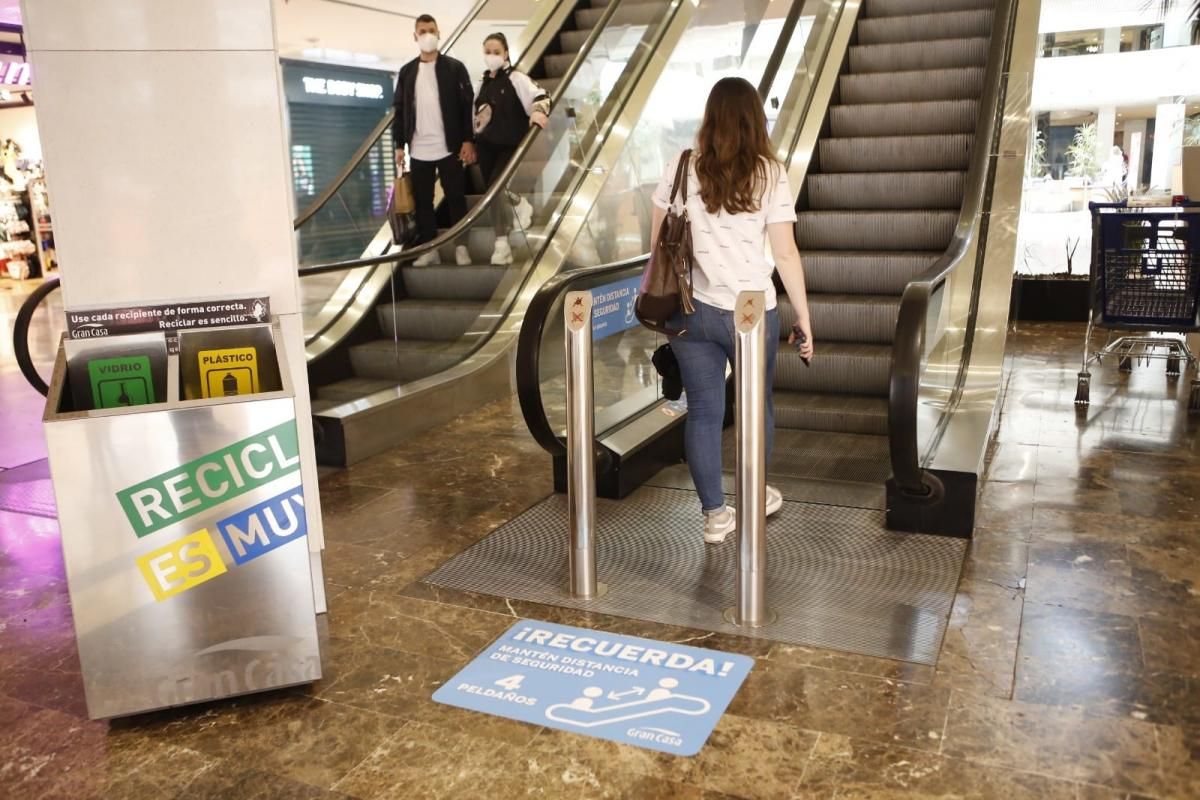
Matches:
[28,49,300,313]
[21,0,275,52]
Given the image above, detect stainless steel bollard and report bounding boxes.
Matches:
[725,290,775,627]
[564,290,604,599]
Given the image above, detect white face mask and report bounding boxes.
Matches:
[484,54,506,72]
[417,32,439,53]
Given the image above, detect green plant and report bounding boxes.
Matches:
[1028,129,1049,178]
[1185,115,1200,147]
[1148,0,1200,42]
[1066,123,1101,180]
[1065,236,1080,276]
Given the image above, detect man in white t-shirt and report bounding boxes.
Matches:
[391,14,476,266]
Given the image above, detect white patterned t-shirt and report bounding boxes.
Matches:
[652,152,797,311]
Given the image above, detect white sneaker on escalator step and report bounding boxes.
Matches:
[491,238,513,265]
[514,197,533,230]
[704,506,736,545]
[412,249,440,267]
[766,485,783,517]
[455,245,472,266]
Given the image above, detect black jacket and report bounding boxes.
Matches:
[474,67,550,148]
[391,54,475,155]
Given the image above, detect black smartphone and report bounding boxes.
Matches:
[791,323,811,367]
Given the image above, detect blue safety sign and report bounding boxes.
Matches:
[433,619,754,756]
[590,276,642,341]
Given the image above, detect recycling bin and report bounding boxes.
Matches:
[42,321,322,719]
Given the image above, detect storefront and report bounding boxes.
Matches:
[280,60,395,266]
[0,45,53,280]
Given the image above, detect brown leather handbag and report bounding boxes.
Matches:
[635,149,696,336]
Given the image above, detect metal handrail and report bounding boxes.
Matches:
[295,0,630,279]
[887,0,1018,498]
[291,0,496,230]
[13,276,61,396]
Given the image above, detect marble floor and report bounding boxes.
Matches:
[2,278,1199,798]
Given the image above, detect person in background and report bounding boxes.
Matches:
[651,77,814,545]
[473,32,550,265]
[392,14,476,266]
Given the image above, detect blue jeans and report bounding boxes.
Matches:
[670,299,779,512]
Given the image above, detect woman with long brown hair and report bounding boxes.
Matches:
[650,76,814,544]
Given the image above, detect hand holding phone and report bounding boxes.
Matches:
[790,323,812,366]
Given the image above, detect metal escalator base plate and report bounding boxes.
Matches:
[423,487,967,665]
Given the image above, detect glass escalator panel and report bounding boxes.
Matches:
[535,0,821,439]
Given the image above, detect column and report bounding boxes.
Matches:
[1102,26,1121,54]
[1122,118,1148,191]
[1151,99,1186,192]
[22,0,327,608]
[1096,105,1117,178]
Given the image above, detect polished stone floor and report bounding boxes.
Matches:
[2,277,1199,798]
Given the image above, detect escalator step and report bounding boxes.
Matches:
[401,264,509,301]
[575,1,667,31]
[376,299,486,342]
[830,99,979,138]
[780,293,901,344]
[839,67,985,105]
[773,341,892,397]
[807,171,966,211]
[858,8,993,45]
[348,339,475,382]
[773,391,889,436]
[866,0,994,19]
[799,250,941,295]
[818,134,972,172]
[848,36,989,74]
[796,210,958,251]
[543,52,576,79]
[540,77,561,97]
[558,29,590,53]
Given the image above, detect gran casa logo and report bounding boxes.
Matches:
[117,421,307,601]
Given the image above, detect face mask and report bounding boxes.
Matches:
[417,33,439,53]
[484,54,506,72]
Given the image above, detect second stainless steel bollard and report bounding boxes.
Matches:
[726,290,775,627]
[564,290,603,599]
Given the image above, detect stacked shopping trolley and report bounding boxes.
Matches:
[1075,201,1200,413]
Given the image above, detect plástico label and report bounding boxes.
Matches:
[198,347,260,398]
[87,355,155,408]
[434,620,754,756]
[116,420,300,538]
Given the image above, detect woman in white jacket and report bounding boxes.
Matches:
[473,33,550,265]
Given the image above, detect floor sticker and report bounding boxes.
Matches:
[433,619,754,756]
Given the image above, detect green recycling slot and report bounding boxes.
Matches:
[87,356,156,408]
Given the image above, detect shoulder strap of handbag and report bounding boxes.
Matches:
[669,149,691,211]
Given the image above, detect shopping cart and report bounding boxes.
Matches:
[1075,201,1200,413]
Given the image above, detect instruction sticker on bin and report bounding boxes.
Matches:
[87,355,155,408]
[198,347,260,398]
[433,620,754,756]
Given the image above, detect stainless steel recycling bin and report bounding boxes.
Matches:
[42,322,322,719]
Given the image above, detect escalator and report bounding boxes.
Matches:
[296,0,816,465]
[516,0,1028,535]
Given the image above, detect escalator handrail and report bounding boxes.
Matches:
[13,276,61,396]
[888,0,1018,497]
[292,0,496,231]
[295,0,631,279]
[517,256,648,455]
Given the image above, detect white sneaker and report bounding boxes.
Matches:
[704,506,736,545]
[412,249,440,267]
[491,238,513,265]
[455,245,472,266]
[514,196,533,230]
[767,485,783,517]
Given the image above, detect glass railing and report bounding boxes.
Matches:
[297,0,561,339]
[302,0,693,383]
[521,0,830,445]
